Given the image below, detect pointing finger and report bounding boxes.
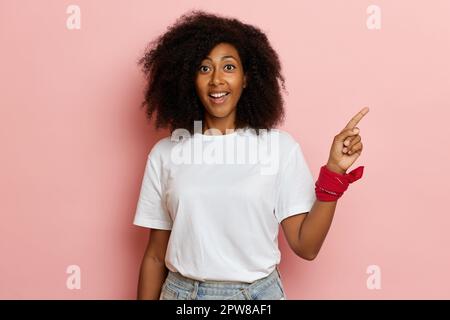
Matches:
[343,107,370,130]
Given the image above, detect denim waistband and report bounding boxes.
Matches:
[166,267,281,291]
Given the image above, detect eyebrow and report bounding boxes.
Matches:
[204,55,238,62]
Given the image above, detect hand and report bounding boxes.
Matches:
[326,107,369,174]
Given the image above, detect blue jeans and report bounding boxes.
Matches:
[159,267,287,300]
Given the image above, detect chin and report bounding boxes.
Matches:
[205,105,231,116]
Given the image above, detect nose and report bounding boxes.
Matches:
[209,68,224,86]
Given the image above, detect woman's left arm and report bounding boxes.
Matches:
[282,107,369,260]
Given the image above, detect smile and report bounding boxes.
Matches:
[208,92,230,104]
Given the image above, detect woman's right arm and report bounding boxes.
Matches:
[137,228,171,300]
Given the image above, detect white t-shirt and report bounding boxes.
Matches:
[133,127,316,283]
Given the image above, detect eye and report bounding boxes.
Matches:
[198,65,210,73]
[224,64,236,71]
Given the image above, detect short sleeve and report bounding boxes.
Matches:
[133,147,172,230]
[274,143,316,223]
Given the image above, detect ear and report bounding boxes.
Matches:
[243,74,247,88]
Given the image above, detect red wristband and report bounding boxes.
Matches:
[315,165,364,201]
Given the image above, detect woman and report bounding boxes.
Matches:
[133,10,369,300]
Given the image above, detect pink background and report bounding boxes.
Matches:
[1,0,449,299]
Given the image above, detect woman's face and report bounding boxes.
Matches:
[195,43,247,122]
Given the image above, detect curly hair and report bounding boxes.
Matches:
[137,10,287,136]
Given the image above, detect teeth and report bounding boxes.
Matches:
[210,92,228,98]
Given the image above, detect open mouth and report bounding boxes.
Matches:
[208,92,230,104]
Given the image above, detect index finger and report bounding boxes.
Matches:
[344,107,370,130]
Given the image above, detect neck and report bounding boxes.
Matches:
[203,114,236,135]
